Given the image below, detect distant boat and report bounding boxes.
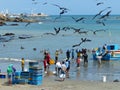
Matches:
[26,13,48,17]
[18,34,33,39]
[92,44,120,61]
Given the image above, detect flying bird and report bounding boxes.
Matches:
[78,31,89,35]
[62,26,71,31]
[25,22,31,27]
[43,33,56,36]
[72,38,91,47]
[96,20,105,26]
[99,10,112,19]
[54,27,61,34]
[72,17,86,22]
[92,7,111,20]
[52,4,69,11]
[70,27,83,33]
[91,29,106,35]
[96,2,104,6]
[52,4,69,21]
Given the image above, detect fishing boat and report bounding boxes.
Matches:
[92,44,120,61]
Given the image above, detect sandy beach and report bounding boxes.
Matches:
[0,76,120,90]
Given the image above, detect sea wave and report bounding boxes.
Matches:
[0,57,37,62]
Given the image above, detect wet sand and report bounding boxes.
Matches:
[0,76,120,90]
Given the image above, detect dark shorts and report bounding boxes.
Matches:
[66,67,70,71]
[7,74,12,79]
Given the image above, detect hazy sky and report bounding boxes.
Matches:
[0,0,119,15]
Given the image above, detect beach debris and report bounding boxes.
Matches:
[20,46,24,50]
[113,79,119,82]
[102,76,107,82]
[33,48,37,51]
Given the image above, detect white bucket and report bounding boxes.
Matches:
[102,76,107,82]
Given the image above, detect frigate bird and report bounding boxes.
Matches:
[92,7,111,20]
[91,29,106,35]
[25,22,31,27]
[96,2,104,6]
[70,27,83,33]
[54,27,61,34]
[96,20,105,26]
[78,31,89,34]
[52,4,69,21]
[52,4,69,11]
[72,17,86,22]
[99,10,112,19]
[43,33,56,36]
[72,38,91,47]
[62,26,71,31]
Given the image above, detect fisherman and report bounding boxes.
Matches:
[66,49,71,59]
[71,48,75,60]
[59,61,66,81]
[65,59,70,78]
[55,49,59,64]
[83,51,88,65]
[7,64,13,85]
[21,58,25,71]
[76,56,81,67]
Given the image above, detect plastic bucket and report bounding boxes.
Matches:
[102,76,107,82]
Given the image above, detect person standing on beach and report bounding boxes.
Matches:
[71,49,75,60]
[83,51,88,65]
[55,49,59,64]
[11,65,16,84]
[55,61,61,76]
[45,51,51,70]
[76,56,81,68]
[65,59,70,78]
[60,61,66,81]
[43,58,47,73]
[76,49,82,58]
[21,58,25,71]
[7,64,13,85]
[66,49,71,59]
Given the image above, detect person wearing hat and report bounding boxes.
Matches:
[55,49,60,64]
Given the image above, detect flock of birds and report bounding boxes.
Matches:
[0,0,109,49]
[30,0,112,48]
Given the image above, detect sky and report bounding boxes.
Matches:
[0,0,120,15]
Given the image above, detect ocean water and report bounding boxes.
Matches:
[0,15,120,82]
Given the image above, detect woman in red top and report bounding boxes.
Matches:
[44,52,51,70]
[43,59,47,72]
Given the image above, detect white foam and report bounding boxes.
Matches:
[0,57,37,62]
